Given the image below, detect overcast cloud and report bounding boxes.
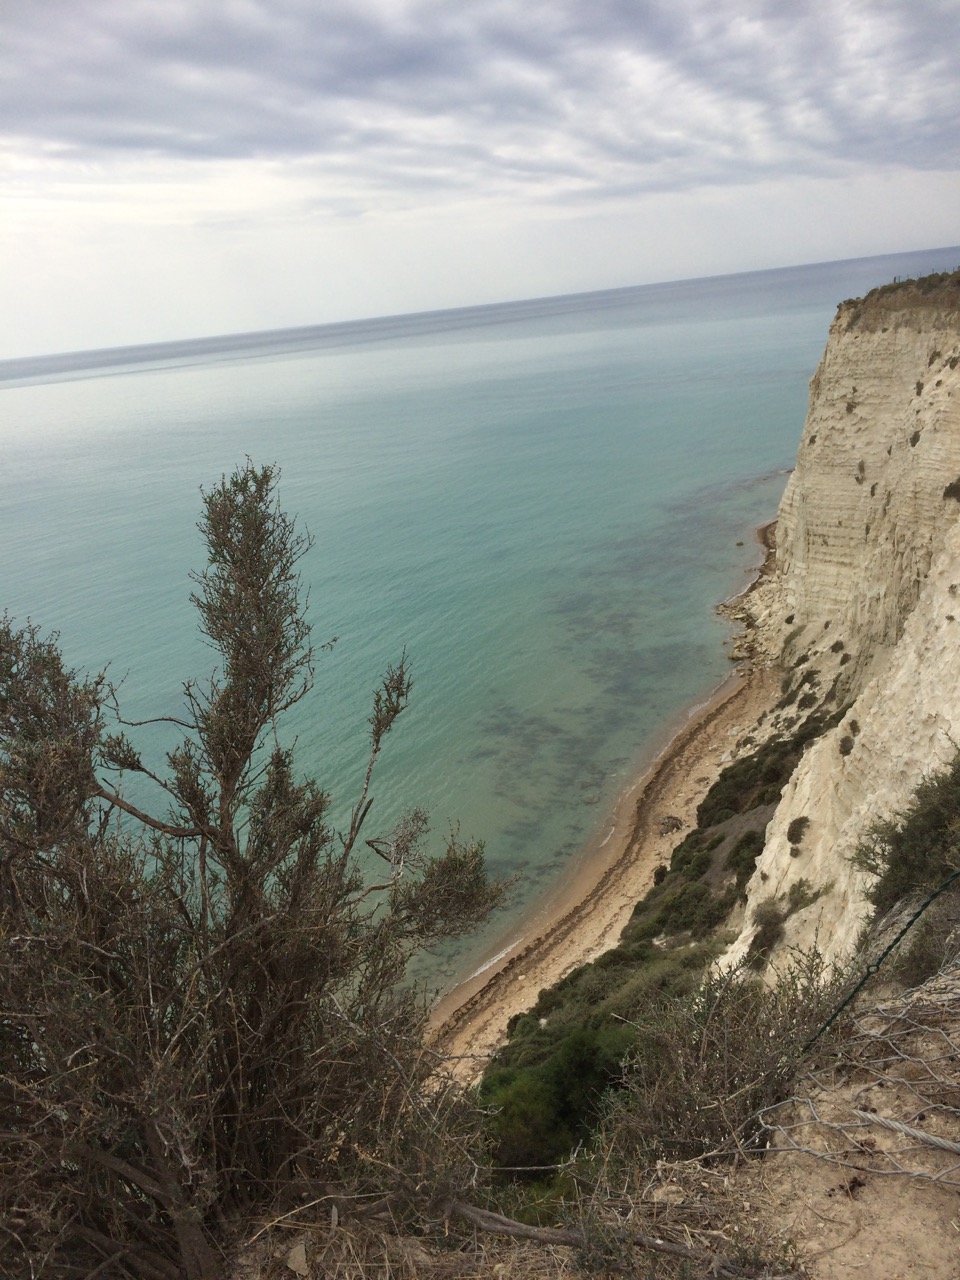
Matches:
[2,0,959,355]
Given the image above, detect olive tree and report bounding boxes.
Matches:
[0,464,505,1279]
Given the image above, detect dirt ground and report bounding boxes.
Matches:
[756,1148,960,1279]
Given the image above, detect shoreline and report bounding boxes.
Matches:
[431,520,779,1080]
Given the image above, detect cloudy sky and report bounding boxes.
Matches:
[2,0,959,357]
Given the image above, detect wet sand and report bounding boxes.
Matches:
[431,523,779,1082]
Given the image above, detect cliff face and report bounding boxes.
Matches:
[725,280,960,968]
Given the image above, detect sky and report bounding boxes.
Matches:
[2,0,959,358]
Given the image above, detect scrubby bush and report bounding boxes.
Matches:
[596,944,719,1017]
[483,931,722,1172]
[669,829,704,874]
[696,707,843,827]
[0,465,506,1278]
[891,889,960,986]
[747,898,787,968]
[786,878,820,913]
[852,752,960,914]
[787,815,811,845]
[726,828,765,886]
[591,953,846,1164]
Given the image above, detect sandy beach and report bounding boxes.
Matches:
[431,524,779,1081]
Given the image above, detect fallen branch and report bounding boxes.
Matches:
[449,1200,580,1247]
[447,1199,803,1278]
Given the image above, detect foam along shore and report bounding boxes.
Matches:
[430,523,780,1082]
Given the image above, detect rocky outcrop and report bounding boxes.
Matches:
[724,276,960,968]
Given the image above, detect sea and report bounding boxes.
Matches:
[2,245,958,994]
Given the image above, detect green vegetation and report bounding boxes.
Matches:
[696,704,844,826]
[727,827,765,882]
[891,890,960,987]
[747,897,788,967]
[480,702,849,1173]
[591,952,845,1167]
[852,752,960,915]
[787,815,810,845]
[850,751,960,988]
[745,880,823,969]
[0,465,507,1279]
[481,1025,637,1171]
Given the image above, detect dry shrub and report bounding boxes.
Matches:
[0,465,506,1280]
[592,952,846,1168]
[762,957,960,1193]
[534,954,845,1276]
[891,888,960,986]
[230,1218,579,1280]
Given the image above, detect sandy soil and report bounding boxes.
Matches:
[757,1147,960,1279]
[431,526,780,1082]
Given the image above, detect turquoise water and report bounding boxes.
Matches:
[2,246,958,990]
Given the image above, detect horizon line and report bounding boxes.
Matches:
[3,242,959,384]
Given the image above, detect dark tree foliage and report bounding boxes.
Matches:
[0,464,506,1280]
[852,752,960,914]
[481,1026,636,1173]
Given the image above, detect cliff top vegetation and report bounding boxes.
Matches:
[841,266,960,329]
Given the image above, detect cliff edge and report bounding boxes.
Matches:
[725,271,960,968]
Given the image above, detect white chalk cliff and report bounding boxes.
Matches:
[724,278,960,968]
